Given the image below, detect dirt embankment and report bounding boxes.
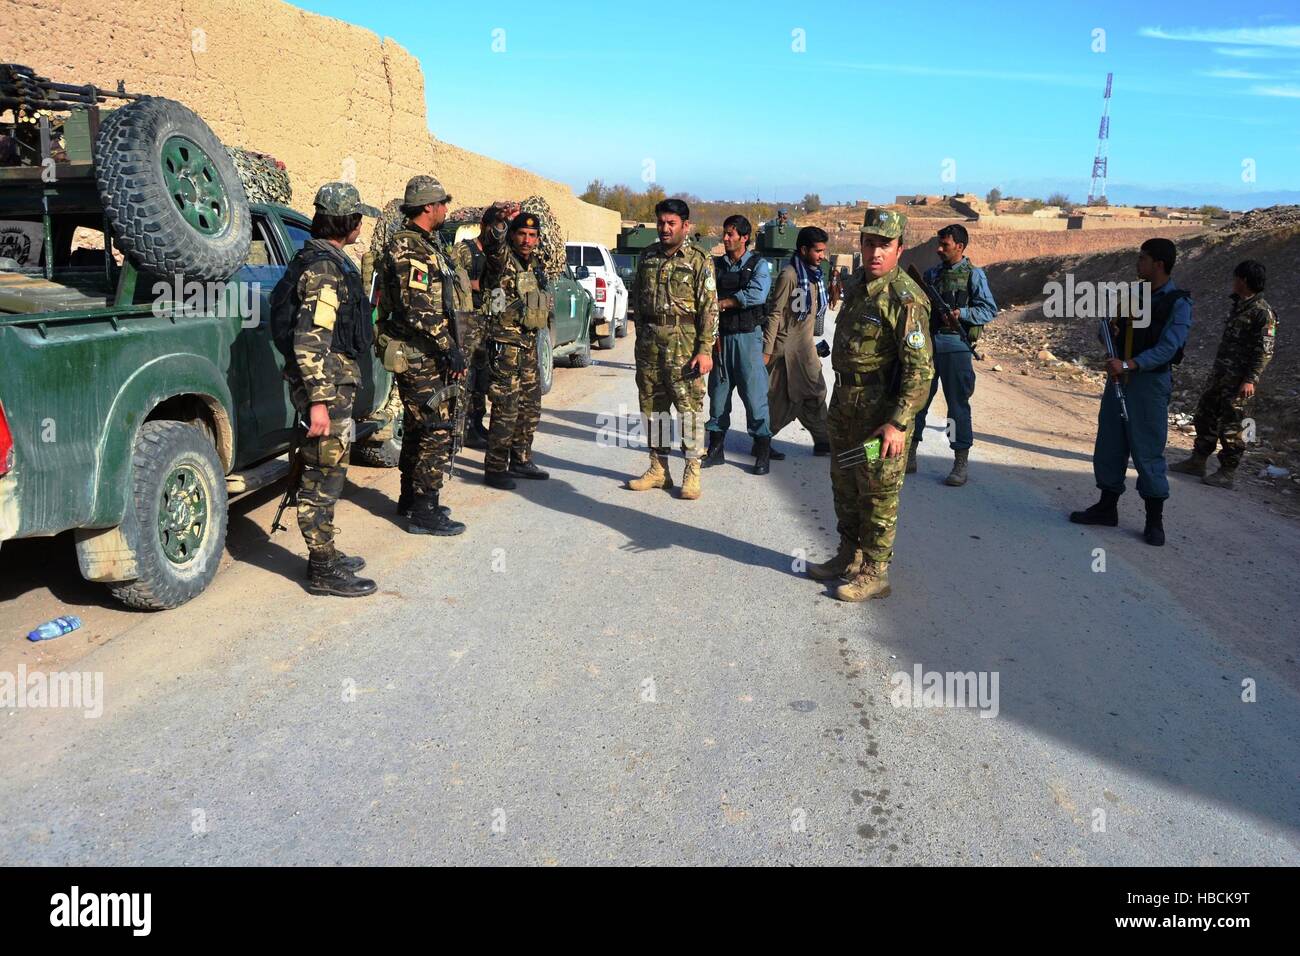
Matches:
[2,0,620,245]
[978,207,1300,490]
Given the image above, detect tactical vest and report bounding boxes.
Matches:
[380,228,457,343]
[270,245,373,366]
[932,259,980,344]
[713,253,767,334]
[1124,285,1189,370]
[459,238,485,309]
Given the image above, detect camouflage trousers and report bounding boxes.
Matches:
[469,340,490,420]
[634,322,706,457]
[1192,376,1253,469]
[827,384,908,565]
[396,355,454,497]
[485,336,541,472]
[291,379,356,555]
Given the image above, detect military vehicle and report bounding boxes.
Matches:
[0,64,397,609]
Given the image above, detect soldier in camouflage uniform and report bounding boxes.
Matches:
[480,205,552,489]
[286,182,380,597]
[808,208,933,602]
[450,207,495,450]
[628,198,718,500]
[376,175,471,535]
[1171,259,1277,489]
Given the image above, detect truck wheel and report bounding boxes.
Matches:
[94,97,251,282]
[615,309,629,338]
[352,432,403,468]
[110,421,229,611]
[596,316,616,350]
[568,342,592,368]
[537,328,554,396]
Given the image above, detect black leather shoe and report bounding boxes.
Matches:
[485,470,517,490]
[752,438,786,461]
[333,550,366,573]
[508,458,550,480]
[752,437,772,475]
[702,432,726,468]
[306,553,377,597]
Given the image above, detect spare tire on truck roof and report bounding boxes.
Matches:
[93,96,251,282]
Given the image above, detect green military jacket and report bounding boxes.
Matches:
[632,241,719,357]
[1213,293,1277,386]
[832,265,934,431]
[481,221,552,347]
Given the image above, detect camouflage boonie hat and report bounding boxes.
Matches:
[313,182,379,217]
[404,175,451,207]
[859,207,906,239]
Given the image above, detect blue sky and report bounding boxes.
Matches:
[294,0,1299,207]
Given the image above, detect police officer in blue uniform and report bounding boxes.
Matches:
[1070,238,1192,546]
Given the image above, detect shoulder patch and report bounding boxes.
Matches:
[705,274,716,291]
[409,262,430,291]
[906,329,926,350]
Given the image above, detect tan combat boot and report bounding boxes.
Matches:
[680,458,701,500]
[835,560,892,602]
[1202,464,1236,489]
[807,538,863,581]
[1169,451,1209,477]
[628,451,673,491]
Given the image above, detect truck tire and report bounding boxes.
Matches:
[538,327,554,396]
[94,97,251,282]
[596,315,616,351]
[352,433,403,468]
[109,421,229,611]
[615,309,629,338]
[569,342,592,367]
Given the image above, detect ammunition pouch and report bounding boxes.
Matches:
[515,270,551,330]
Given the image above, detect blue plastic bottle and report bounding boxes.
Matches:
[26,615,82,642]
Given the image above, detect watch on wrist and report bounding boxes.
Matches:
[889,418,909,432]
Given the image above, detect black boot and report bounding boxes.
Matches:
[752,436,772,475]
[396,472,413,517]
[464,414,489,450]
[333,550,366,573]
[753,438,786,461]
[485,469,517,490]
[307,548,377,597]
[1142,496,1165,546]
[407,493,466,536]
[508,454,549,480]
[812,441,831,457]
[702,431,726,468]
[1069,490,1120,526]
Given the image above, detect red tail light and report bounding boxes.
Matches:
[0,400,13,477]
[595,277,606,303]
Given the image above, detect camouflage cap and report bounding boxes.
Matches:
[404,175,451,207]
[859,207,907,240]
[312,182,380,218]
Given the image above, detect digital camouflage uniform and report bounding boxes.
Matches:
[451,236,490,423]
[1191,293,1277,469]
[290,240,362,553]
[821,209,933,591]
[377,177,471,501]
[631,241,719,458]
[481,214,549,474]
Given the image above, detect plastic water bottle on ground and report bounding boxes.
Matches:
[27,615,82,642]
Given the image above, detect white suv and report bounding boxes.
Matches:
[565,241,628,349]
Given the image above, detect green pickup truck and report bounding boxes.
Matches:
[0,66,397,609]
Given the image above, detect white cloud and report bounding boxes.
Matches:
[1140,25,1300,47]
[1202,68,1276,79]
[1214,45,1295,58]
[1250,83,1300,97]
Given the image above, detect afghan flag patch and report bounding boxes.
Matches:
[409,262,430,291]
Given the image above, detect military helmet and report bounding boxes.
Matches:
[313,182,380,218]
[859,207,906,240]
[404,175,451,207]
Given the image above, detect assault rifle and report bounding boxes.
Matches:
[1098,319,1130,423]
[906,264,982,360]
